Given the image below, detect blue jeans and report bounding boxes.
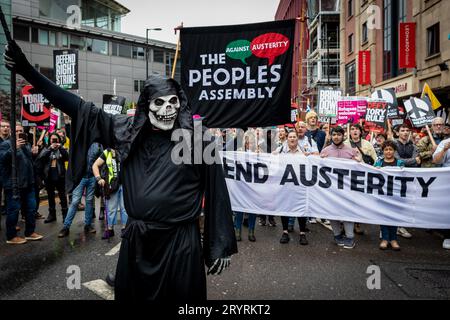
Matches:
[5,186,36,240]
[106,185,128,228]
[381,226,398,241]
[234,212,256,231]
[63,177,96,229]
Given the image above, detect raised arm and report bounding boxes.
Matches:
[4,40,81,118]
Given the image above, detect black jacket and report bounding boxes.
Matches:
[35,146,69,181]
[0,140,35,189]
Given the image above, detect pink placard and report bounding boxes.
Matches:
[337,100,359,125]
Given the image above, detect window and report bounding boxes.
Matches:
[362,22,368,44]
[61,33,69,48]
[427,23,440,57]
[134,80,145,92]
[383,0,392,80]
[70,34,85,50]
[345,62,356,96]
[132,46,145,60]
[31,28,56,46]
[348,34,354,53]
[153,50,164,63]
[13,24,29,42]
[348,0,354,17]
[86,38,108,55]
[112,42,132,58]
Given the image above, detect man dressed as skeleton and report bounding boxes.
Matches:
[4,40,237,301]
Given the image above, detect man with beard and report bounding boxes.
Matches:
[4,40,237,301]
[320,127,361,249]
[417,117,447,168]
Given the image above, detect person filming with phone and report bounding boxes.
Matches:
[35,133,69,224]
[0,123,44,245]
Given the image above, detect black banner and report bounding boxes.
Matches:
[21,85,51,127]
[102,95,126,115]
[371,88,398,119]
[404,97,435,128]
[53,49,79,90]
[181,20,295,128]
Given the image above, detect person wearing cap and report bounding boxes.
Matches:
[305,111,326,152]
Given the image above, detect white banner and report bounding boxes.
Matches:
[221,152,450,229]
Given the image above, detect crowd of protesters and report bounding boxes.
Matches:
[0,118,128,245]
[218,111,450,251]
[1,111,449,251]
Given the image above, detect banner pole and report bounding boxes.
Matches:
[171,22,183,79]
[425,124,437,148]
[32,127,36,146]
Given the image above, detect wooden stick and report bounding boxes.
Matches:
[425,124,437,147]
[171,22,183,79]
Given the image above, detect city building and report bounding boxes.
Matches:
[306,0,340,105]
[275,0,309,110]
[340,0,450,112]
[0,0,179,111]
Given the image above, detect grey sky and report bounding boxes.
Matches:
[121,0,280,44]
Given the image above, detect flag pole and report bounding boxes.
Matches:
[425,124,437,148]
[171,22,183,79]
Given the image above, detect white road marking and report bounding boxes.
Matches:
[83,279,114,300]
[105,242,121,256]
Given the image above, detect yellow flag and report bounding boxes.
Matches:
[421,83,442,110]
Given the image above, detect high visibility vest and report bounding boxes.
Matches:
[103,149,118,184]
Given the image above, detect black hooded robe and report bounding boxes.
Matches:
[18,63,238,301]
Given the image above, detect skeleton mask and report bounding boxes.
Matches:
[148,94,180,131]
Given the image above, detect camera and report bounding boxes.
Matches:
[18,133,27,141]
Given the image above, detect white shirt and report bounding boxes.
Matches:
[433,138,450,167]
[298,136,319,154]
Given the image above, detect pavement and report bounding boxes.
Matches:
[1,201,450,300]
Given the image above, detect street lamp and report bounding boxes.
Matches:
[146,28,162,79]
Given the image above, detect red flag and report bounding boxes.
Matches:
[399,23,416,69]
[358,51,371,85]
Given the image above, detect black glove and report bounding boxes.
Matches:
[3,40,33,75]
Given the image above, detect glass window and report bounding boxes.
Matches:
[153,50,164,63]
[348,0,353,17]
[383,0,392,80]
[427,23,440,57]
[39,29,49,45]
[39,0,79,22]
[133,46,145,60]
[49,31,56,46]
[31,28,38,43]
[61,33,69,47]
[345,62,356,96]
[70,34,85,50]
[87,38,108,55]
[13,24,29,42]
[134,80,145,92]
[348,34,353,53]
[362,22,368,43]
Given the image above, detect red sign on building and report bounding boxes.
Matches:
[358,51,371,85]
[399,22,416,69]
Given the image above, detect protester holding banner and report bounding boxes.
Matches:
[305,111,326,152]
[274,130,309,245]
[417,117,447,168]
[0,123,44,244]
[295,121,319,155]
[374,141,405,251]
[320,126,360,249]
[432,138,450,250]
[345,124,377,165]
[234,131,258,242]
[35,133,69,224]
[389,124,419,239]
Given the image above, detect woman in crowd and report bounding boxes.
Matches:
[374,140,404,251]
[275,130,309,245]
[234,130,258,242]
